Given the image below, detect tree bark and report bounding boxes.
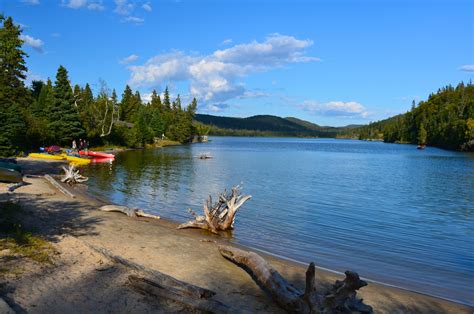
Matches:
[218,245,373,314]
[177,186,251,233]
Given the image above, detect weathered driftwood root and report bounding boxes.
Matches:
[99,205,160,219]
[61,165,88,184]
[177,186,251,233]
[84,243,227,312]
[218,245,373,314]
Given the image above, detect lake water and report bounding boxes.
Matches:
[82,137,474,305]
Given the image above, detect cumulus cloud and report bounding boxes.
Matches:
[299,100,369,118]
[20,34,44,53]
[459,64,474,72]
[123,16,144,24]
[127,34,319,105]
[142,2,152,12]
[120,54,139,64]
[114,0,134,15]
[61,0,104,10]
[204,103,230,113]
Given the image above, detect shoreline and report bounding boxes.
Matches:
[1,157,472,312]
[82,182,473,308]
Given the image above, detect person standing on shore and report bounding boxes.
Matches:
[72,139,77,152]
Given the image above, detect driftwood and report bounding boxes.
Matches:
[44,174,75,198]
[128,276,229,313]
[61,164,88,184]
[218,245,373,314]
[99,205,160,220]
[177,186,251,233]
[84,243,227,312]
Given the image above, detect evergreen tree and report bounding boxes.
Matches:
[119,85,140,122]
[0,16,29,156]
[48,65,85,145]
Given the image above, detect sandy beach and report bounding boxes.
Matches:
[0,157,472,313]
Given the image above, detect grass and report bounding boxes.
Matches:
[88,144,128,152]
[0,201,55,265]
[147,139,181,148]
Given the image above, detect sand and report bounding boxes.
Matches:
[0,157,472,313]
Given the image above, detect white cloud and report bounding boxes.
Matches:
[20,34,44,53]
[114,0,134,15]
[142,2,152,12]
[21,0,40,5]
[63,0,87,8]
[299,100,369,118]
[459,64,474,72]
[127,34,319,105]
[120,54,139,64]
[61,0,104,10]
[123,16,144,24]
[221,38,232,45]
[204,103,229,113]
[87,2,105,10]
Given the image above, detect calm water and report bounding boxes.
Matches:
[82,137,474,305]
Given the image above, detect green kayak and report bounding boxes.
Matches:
[0,161,22,173]
[0,167,22,183]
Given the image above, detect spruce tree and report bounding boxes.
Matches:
[48,65,85,145]
[0,16,29,156]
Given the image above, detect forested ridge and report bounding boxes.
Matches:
[341,82,474,151]
[0,15,197,157]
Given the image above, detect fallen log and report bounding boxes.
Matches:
[177,186,251,233]
[128,275,229,313]
[218,245,373,314]
[99,205,160,220]
[84,242,228,312]
[44,174,75,198]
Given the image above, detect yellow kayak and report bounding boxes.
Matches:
[28,153,65,160]
[61,154,91,165]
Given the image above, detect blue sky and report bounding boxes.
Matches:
[3,0,473,126]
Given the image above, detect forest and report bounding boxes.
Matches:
[0,15,197,157]
[341,82,474,151]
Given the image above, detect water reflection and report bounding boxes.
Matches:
[83,138,474,305]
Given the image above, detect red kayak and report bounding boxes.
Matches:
[79,150,115,159]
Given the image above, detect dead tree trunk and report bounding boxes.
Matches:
[61,165,88,185]
[99,205,160,220]
[218,245,373,314]
[177,186,251,234]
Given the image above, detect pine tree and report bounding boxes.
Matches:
[48,65,85,145]
[119,85,138,122]
[163,87,171,111]
[0,16,29,156]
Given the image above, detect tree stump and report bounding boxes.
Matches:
[177,186,251,233]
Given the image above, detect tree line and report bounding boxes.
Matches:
[0,15,198,157]
[341,82,474,151]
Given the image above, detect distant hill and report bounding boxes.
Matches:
[194,114,345,137]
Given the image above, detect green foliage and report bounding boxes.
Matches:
[48,65,85,145]
[345,82,474,151]
[0,16,29,156]
[194,114,339,137]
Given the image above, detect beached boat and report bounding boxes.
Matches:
[28,153,66,160]
[0,161,22,173]
[0,167,22,183]
[78,150,115,158]
[61,154,91,165]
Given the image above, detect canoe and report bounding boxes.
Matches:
[79,150,115,159]
[0,167,22,183]
[0,161,22,173]
[61,154,91,164]
[28,153,65,160]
